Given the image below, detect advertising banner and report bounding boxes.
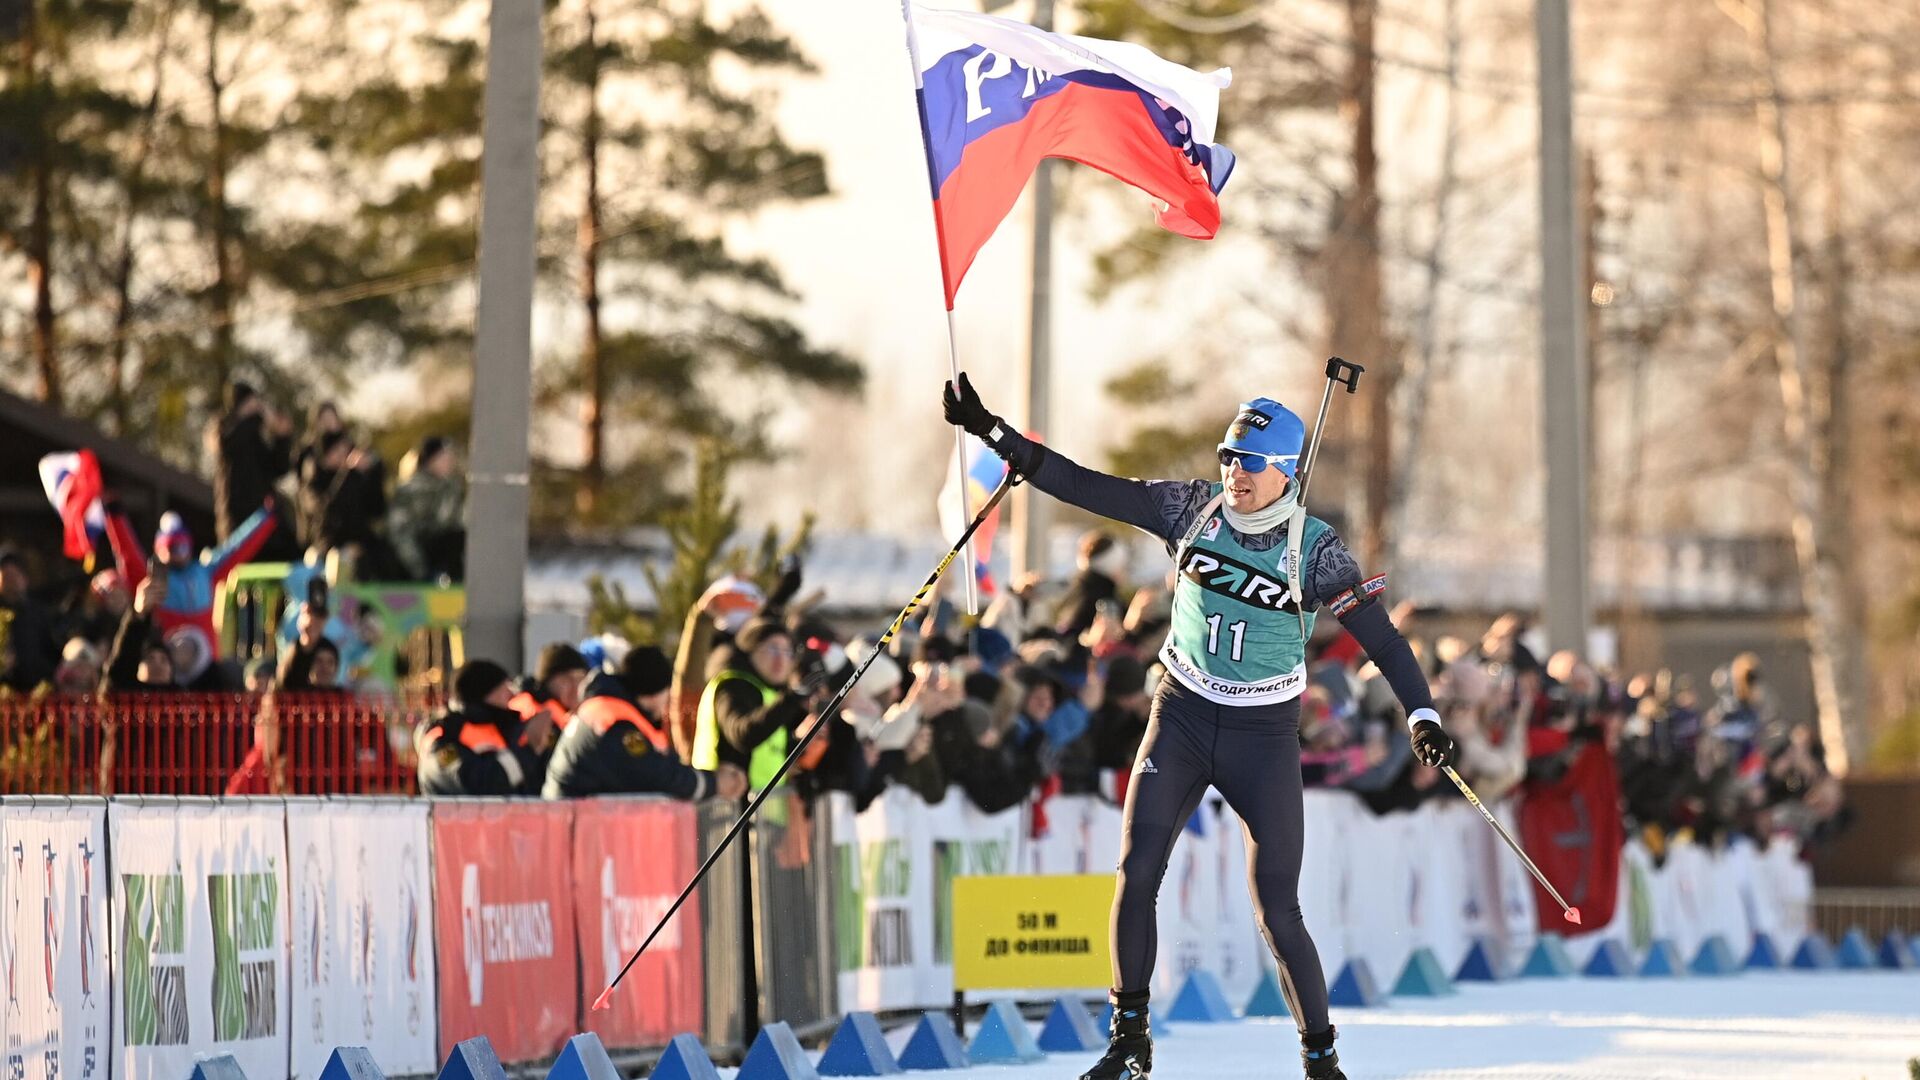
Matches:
[285,800,438,1078]
[429,801,578,1064]
[1,799,111,1080]
[110,800,291,1080]
[570,798,703,1050]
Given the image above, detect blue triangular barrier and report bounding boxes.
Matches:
[1836,929,1876,970]
[650,1034,723,1080]
[1791,933,1837,970]
[1519,935,1576,977]
[547,1034,621,1080]
[818,1012,901,1076]
[1746,933,1781,970]
[437,1038,508,1080]
[898,1013,969,1071]
[190,1056,250,1080]
[1639,939,1686,977]
[1454,940,1503,982]
[1878,932,1917,970]
[1690,936,1740,977]
[1327,959,1382,1007]
[1391,948,1456,996]
[319,1048,385,1080]
[1243,969,1291,1017]
[1167,970,1238,1022]
[1037,998,1103,1053]
[740,1022,821,1080]
[1582,939,1634,977]
[968,1000,1044,1064]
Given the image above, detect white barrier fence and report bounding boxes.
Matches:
[284,801,438,1079]
[832,788,1814,1010]
[2,799,112,1080]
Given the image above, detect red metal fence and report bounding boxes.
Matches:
[0,692,436,796]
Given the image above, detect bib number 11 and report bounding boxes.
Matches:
[1204,613,1247,662]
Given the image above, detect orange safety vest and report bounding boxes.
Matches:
[420,719,510,754]
[508,690,571,729]
[573,695,670,753]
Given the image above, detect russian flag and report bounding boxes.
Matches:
[908,5,1235,307]
[939,434,1009,594]
[37,450,106,563]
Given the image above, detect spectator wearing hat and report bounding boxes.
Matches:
[104,500,276,682]
[209,380,299,560]
[416,660,549,796]
[387,436,466,582]
[509,643,591,733]
[53,638,103,696]
[690,616,826,793]
[669,563,802,758]
[545,646,746,801]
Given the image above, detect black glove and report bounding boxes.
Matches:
[1410,717,1456,769]
[942,372,999,439]
[769,555,803,610]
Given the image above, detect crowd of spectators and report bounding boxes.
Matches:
[0,374,1852,851]
[402,529,1848,861]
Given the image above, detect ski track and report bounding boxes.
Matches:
[720,971,1920,1080]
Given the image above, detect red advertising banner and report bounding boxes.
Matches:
[571,798,705,1048]
[431,801,580,1062]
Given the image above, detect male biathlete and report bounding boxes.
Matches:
[942,374,1455,1080]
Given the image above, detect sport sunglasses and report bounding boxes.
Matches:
[1216,446,1298,474]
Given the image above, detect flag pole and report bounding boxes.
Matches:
[901,0,980,615]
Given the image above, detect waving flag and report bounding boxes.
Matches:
[907,4,1235,306]
[938,434,1008,595]
[38,450,106,562]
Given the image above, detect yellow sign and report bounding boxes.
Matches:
[952,874,1114,991]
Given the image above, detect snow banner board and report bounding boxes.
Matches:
[285,799,438,1078]
[571,797,704,1049]
[110,799,291,1080]
[1,798,111,1080]
[430,801,578,1063]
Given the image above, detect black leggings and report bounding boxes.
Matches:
[1111,675,1330,1035]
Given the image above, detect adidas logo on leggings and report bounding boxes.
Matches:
[1138,758,1158,775]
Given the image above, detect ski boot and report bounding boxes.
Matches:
[1301,1026,1346,1080]
[1079,989,1152,1079]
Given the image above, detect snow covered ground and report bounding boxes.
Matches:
[743,971,1920,1080]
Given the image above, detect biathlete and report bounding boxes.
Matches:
[942,374,1456,1080]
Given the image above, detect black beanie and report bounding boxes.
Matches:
[453,660,511,708]
[620,645,673,697]
[536,643,591,685]
[734,617,788,656]
[1105,656,1148,699]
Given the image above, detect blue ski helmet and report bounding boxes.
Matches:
[1219,397,1305,477]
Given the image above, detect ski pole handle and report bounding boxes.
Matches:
[1325,356,1365,393]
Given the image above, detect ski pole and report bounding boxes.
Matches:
[593,470,1023,1011]
[1441,764,1582,925]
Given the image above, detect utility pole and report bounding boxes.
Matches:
[1013,0,1055,582]
[465,0,542,668]
[1536,0,1592,657]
